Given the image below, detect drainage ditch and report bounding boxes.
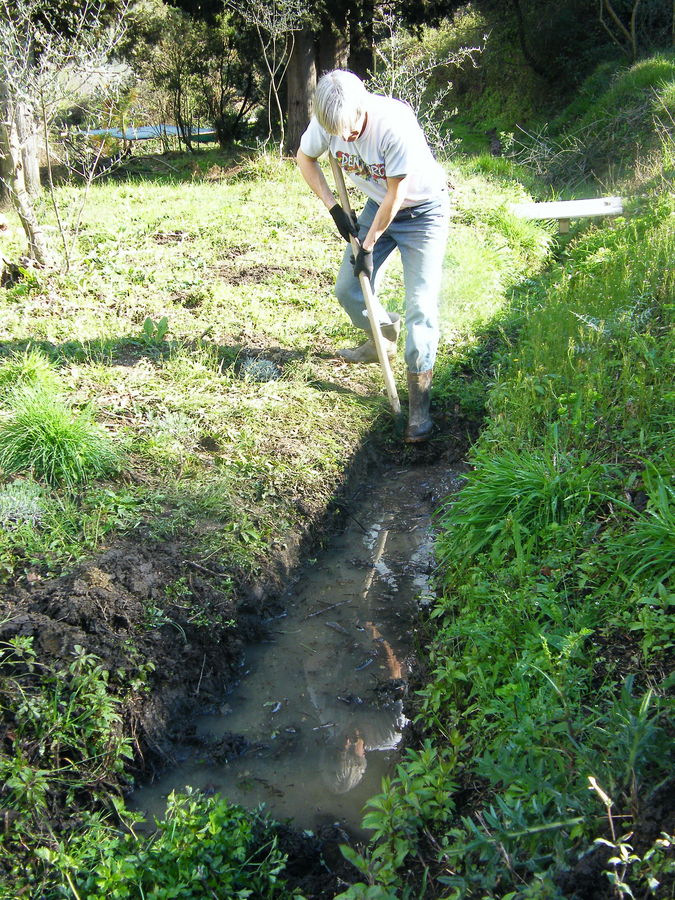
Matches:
[131,462,465,837]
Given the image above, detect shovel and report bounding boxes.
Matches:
[329,155,401,415]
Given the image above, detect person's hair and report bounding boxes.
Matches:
[314,70,368,136]
[321,744,367,794]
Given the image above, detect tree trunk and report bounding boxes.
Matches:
[0,98,53,266]
[0,141,11,210]
[510,0,549,79]
[18,102,41,196]
[317,19,349,75]
[284,28,317,156]
[348,0,375,77]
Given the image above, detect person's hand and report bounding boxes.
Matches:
[329,203,358,242]
[352,245,373,279]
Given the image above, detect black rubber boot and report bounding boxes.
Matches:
[405,370,433,442]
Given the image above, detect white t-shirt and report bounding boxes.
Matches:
[300,94,447,208]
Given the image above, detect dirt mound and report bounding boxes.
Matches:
[1,539,254,771]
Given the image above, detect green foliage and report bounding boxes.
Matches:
[0,385,121,487]
[0,348,59,398]
[511,53,675,189]
[612,464,675,594]
[338,741,460,896]
[0,641,292,898]
[0,638,133,858]
[38,790,291,899]
[573,54,675,131]
[142,315,170,345]
[484,204,674,451]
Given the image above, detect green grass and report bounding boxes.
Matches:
[0,385,121,487]
[0,146,546,586]
[338,54,675,900]
[509,51,675,192]
[0,347,59,396]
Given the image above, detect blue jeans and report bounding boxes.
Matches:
[335,194,450,374]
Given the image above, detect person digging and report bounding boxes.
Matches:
[297,69,450,443]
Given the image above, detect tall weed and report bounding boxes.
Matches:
[0,348,59,398]
[613,464,675,594]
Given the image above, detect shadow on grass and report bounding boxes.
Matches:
[426,278,534,459]
[0,334,368,401]
[45,147,274,189]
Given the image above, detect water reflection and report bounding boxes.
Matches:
[130,467,461,833]
[306,616,408,796]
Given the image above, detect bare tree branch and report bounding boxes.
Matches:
[0,0,130,267]
[225,0,308,155]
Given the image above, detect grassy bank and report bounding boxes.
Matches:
[0,133,549,892]
[340,57,674,900]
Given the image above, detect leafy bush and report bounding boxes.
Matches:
[1,641,292,899]
[0,385,121,487]
[0,637,133,879]
[39,790,291,900]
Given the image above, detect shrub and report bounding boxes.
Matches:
[39,790,291,900]
[0,479,46,527]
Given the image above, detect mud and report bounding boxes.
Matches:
[0,539,247,768]
[0,438,472,895]
[130,463,465,840]
[215,261,334,287]
[151,230,195,244]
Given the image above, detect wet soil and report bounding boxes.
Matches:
[130,464,465,839]
[0,429,469,896]
[0,539,248,769]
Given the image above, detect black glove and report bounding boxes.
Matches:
[352,245,373,280]
[329,203,358,242]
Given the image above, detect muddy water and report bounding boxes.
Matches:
[132,463,463,836]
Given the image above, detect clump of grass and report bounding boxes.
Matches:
[436,439,612,564]
[0,348,59,399]
[0,386,121,487]
[615,465,675,594]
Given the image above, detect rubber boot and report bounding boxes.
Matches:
[405,370,433,443]
[337,314,400,364]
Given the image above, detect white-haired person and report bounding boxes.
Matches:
[296,69,450,443]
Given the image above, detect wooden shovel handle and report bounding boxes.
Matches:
[329,155,401,415]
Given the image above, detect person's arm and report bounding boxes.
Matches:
[296,148,337,210]
[361,175,409,251]
[297,148,358,242]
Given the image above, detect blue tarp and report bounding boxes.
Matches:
[81,125,217,142]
